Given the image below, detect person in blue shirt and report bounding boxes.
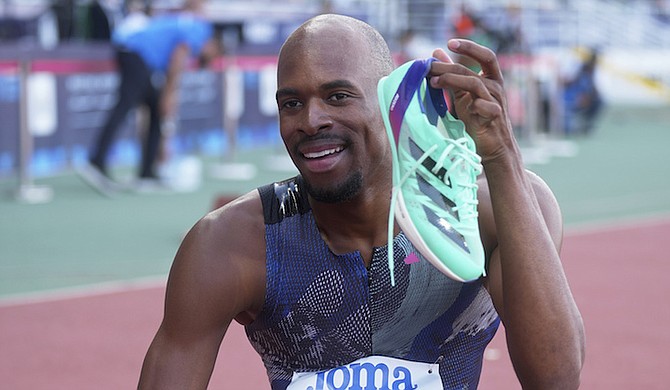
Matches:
[79,0,217,194]
[563,47,603,135]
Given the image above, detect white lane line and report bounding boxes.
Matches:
[565,212,670,237]
[0,275,167,308]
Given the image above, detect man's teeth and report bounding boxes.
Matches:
[304,146,343,159]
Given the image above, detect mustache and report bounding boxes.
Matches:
[293,133,350,152]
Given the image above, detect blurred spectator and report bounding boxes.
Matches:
[85,0,112,41]
[51,0,113,41]
[77,0,218,194]
[492,4,528,55]
[653,0,670,23]
[452,4,476,39]
[318,0,334,14]
[449,5,497,70]
[562,48,603,135]
[112,0,151,41]
[51,0,76,41]
[456,5,527,56]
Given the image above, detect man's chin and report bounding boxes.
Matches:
[303,172,362,204]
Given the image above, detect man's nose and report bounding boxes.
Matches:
[300,99,333,135]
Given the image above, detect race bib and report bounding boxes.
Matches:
[287,355,442,390]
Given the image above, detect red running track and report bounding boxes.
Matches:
[2,218,669,389]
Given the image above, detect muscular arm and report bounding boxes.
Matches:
[481,170,584,389]
[138,191,266,389]
[430,41,584,388]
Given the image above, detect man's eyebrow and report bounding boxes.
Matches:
[276,87,298,100]
[322,80,356,91]
[275,80,357,100]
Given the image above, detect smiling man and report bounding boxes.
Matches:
[138,14,584,390]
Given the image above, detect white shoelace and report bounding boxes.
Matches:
[387,136,482,286]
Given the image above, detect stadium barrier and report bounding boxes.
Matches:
[0,45,282,201]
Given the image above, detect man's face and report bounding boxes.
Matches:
[276,28,389,203]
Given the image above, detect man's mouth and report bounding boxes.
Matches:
[303,146,344,159]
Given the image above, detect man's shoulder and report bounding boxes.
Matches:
[204,189,264,230]
[475,168,561,241]
[258,175,312,225]
[170,189,267,324]
[476,169,556,203]
[197,175,311,239]
[185,190,266,274]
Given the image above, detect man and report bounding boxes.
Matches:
[562,47,603,135]
[78,0,217,194]
[138,14,584,389]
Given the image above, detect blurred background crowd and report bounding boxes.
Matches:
[1,0,669,51]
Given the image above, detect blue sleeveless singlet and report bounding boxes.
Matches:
[246,176,500,389]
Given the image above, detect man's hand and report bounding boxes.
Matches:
[429,40,516,165]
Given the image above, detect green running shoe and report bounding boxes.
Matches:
[378,58,485,285]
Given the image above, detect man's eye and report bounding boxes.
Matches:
[281,100,302,109]
[329,93,350,102]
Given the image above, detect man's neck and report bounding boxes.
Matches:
[309,189,393,266]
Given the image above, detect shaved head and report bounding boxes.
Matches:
[279,14,395,83]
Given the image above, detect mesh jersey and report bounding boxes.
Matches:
[246,176,500,390]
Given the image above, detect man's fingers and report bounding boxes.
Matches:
[447,39,503,82]
[468,97,503,121]
[432,48,453,64]
[429,70,495,102]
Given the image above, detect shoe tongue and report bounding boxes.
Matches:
[422,86,440,127]
[426,82,448,117]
